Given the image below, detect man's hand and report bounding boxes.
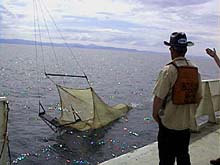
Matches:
[206,48,220,68]
[153,112,160,123]
[206,48,216,58]
[152,96,163,124]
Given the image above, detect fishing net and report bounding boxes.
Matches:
[57,85,130,131]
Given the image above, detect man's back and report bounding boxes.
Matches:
[153,56,202,130]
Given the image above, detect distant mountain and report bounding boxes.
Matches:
[0,38,136,51]
[0,38,36,45]
[0,38,166,55]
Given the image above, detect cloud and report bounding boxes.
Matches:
[137,0,211,8]
[0,5,15,17]
[59,15,143,31]
[0,0,219,54]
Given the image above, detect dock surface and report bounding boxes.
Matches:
[99,123,220,165]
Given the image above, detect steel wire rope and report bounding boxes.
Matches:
[36,0,61,106]
[33,0,42,112]
[39,0,90,86]
[35,0,46,74]
[34,1,57,122]
[36,0,64,78]
[34,0,92,133]
[33,0,45,101]
[35,0,64,119]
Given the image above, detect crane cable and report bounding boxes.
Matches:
[34,0,90,86]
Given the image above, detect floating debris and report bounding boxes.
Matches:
[82,135,87,138]
[121,116,128,122]
[97,140,105,145]
[130,103,139,108]
[88,140,105,146]
[112,153,116,157]
[72,159,90,164]
[144,117,152,121]
[13,153,31,164]
[42,145,52,153]
[108,139,116,144]
[132,145,138,149]
[129,131,139,137]
[109,95,115,99]
[55,104,62,112]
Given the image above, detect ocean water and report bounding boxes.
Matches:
[0,44,219,165]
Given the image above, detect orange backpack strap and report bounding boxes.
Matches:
[170,61,199,105]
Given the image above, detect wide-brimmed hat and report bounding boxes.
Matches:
[164,32,194,47]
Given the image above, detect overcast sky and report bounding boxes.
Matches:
[0,0,219,54]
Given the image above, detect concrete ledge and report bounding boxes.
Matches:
[99,123,220,165]
[100,142,159,165]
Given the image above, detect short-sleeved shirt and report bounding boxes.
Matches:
[153,56,202,130]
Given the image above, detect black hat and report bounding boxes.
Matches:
[164,32,194,47]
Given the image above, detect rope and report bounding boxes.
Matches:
[36,0,62,73]
[33,0,42,102]
[38,102,57,132]
[39,0,91,86]
[33,0,92,131]
[41,118,57,132]
[7,140,11,165]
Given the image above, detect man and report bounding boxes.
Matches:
[152,32,202,165]
[206,48,220,165]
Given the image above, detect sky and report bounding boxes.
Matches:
[0,0,219,54]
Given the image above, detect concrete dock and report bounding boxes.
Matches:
[99,123,220,165]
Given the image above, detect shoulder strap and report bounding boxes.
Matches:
[166,61,178,69]
[184,59,189,65]
[167,58,191,68]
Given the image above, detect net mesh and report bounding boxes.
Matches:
[57,85,130,131]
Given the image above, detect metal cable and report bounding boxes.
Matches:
[36,0,62,74]
[39,0,90,86]
[33,0,42,101]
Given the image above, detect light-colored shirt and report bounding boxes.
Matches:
[153,56,202,130]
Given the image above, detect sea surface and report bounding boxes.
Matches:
[0,44,219,165]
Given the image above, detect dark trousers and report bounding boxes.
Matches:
[158,122,191,165]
